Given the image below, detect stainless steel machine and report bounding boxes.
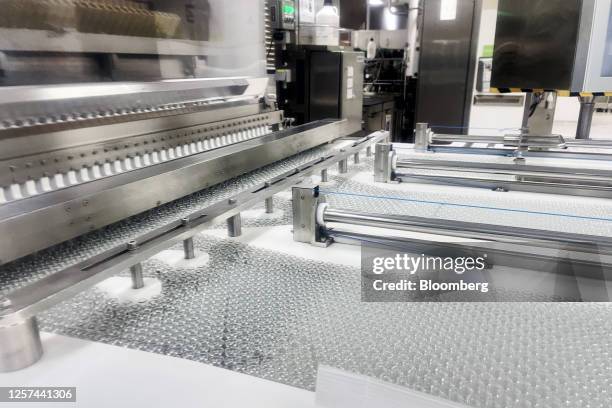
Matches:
[0,0,376,373]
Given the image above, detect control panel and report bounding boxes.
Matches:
[270,0,297,31]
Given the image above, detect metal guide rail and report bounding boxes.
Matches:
[414,123,612,161]
[291,185,612,281]
[0,119,354,265]
[0,77,280,203]
[372,142,612,199]
[0,130,388,372]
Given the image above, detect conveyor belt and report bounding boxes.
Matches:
[0,139,352,295]
[5,154,612,408]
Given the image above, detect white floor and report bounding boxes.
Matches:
[0,333,315,408]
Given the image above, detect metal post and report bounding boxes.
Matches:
[183,237,195,260]
[130,263,145,289]
[354,152,360,164]
[366,146,373,157]
[126,241,144,289]
[265,196,274,214]
[227,214,242,237]
[385,114,393,140]
[415,123,429,151]
[374,143,395,183]
[576,96,595,140]
[338,159,348,174]
[321,168,329,182]
[0,316,43,372]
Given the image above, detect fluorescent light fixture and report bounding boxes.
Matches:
[369,0,385,6]
[382,7,399,30]
[440,0,457,21]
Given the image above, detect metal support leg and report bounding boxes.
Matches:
[415,122,429,151]
[130,263,145,289]
[265,196,274,214]
[374,143,395,183]
[354,153,360,164]
[0,317,43,372]
[227,214,242,237]
[338,159,348,174]
[321,168,329,183]
[385,114,393,140]
[183,237,195,260]
[576,96,595,140]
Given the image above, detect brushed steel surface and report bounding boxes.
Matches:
[0,106,282,188]
[0,120,353,265]
[0,77,268,126]
[0,131,388,327]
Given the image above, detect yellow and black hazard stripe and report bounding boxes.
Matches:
[490,87,612,97]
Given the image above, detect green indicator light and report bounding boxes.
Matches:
[283,4,295,14]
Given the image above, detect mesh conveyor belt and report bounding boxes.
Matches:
[0,142,343,295]
[5,155,612,408]
[38,235,612,407]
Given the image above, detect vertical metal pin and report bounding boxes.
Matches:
[366,146,372,157]
[227,214,242,237]
[265,197,274,214]
[183,237,195,260]
[130,263,145,290]
[321,168,329,183]
[338,159,348,174]
[354,153,360,164]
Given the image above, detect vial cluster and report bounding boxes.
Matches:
[39,235,612,408]
[0,142,342,295]
[3,149,612,408]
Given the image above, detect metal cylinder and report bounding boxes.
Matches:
[354,153,360,164]
[576,97,595,140]
[227,213,242,237]
[0,317,43,372]
[385,114,393,137]
[265,196,274,214]
[130,263,145,290]
[366,146,373,157]
[183,237,195,260]
[338,159,348,174]
[321,168,329,183]
[415,122,429,151]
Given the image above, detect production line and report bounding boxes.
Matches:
[1,0,612,407]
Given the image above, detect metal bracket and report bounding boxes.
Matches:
[291,185,330,246]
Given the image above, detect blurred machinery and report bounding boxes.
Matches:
[492,0,612,139]
[0,0,373,372]
[344,0,482,141]
[1,4,612,408]
[270,0,364,130]
[275,45,364,130]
